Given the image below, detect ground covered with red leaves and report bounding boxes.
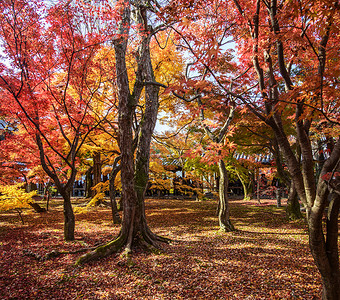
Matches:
[0,197,323,299]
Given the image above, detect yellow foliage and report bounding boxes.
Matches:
[0,184,37,211]
[87,181,109,207]
[151,31,185,85]
[73,207,88,214]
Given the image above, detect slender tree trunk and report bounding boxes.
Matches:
[109,161,121,224]
[92,152,101,199]
[85,167,93,198]
[235,171,250,200]
[109,193,121,224]
[16,209,24,225]
[256,169,261,204]
[276,187,282,208]
[44,181,52,211]
[218,159,234,232]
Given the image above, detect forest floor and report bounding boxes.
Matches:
[0,197,324,299]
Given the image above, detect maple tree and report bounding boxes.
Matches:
[0,0,338,297]
[0,183,38,224]
[0,0,113,240]
[160,0,340,298]
[159,3,242,231]
[223,1,340,298]
[234,111,302,219]
[231,1,339,298]
[76,0,173,264]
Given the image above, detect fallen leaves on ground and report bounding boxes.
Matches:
[0,197,323,299]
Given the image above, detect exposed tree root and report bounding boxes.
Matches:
[23,247,97,261]
[219,220,235,232]
[75,231,171,266]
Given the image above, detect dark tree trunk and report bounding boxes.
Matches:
[60,189,75,241]
[16,209,24,225]
[36,133,77,241]
[308,191,340,300]
[218,159,234,232]
[92,152,101,199]
[324,193,340,299]
[44,181,52,211]
[85,166,93,198]
[109,157,122,224]
[286,182,302,220]
[256,170,261,204]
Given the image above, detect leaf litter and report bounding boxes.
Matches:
[0,197,324,299]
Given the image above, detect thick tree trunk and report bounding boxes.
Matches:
[308,193,340,300]
[75,1,168,265]
[218,159,234,232]
[323,194,340,300]
[286,182,302,220]
[75,198,163,265]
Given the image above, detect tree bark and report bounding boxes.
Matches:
[92,152,101,200]
[44,181,52,211]
[308,191,340,300]
[218,159,234,232]
[85,166,93,198]
[286,182,302,220]
[324,193,340,300]
[59,189,75,241]
[109,157,121,224]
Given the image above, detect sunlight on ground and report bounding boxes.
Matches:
[0,197,325,299]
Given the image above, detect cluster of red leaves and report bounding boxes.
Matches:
[0,198,323,299]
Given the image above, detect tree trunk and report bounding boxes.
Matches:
[235,171,250,200]
[16,209,24,225]
[109,160,121,224]
[323,194,340,299]
[60,190,75,241]
[92,152,101,199]
[75,1,168,265]
[218,159,234,232]
[44,181,52,211]
[276,187,282,208]
[85,166,93,198]
[35,132,77,241]
[308,192,340,300]
[286,182,302,220]
[256,169,261,204]
[109,194,121,225]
